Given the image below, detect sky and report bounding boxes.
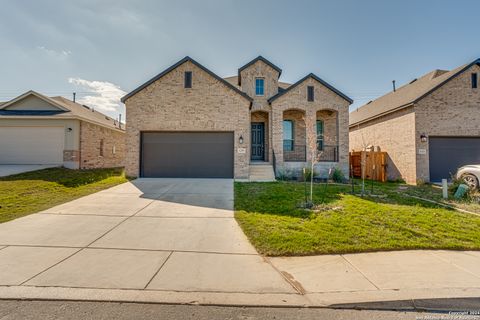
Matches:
[1,0,480,120]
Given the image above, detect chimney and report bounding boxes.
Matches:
[392,80,396,92]
[73,92,76,103]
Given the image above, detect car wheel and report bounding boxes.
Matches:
[461,174,479,190]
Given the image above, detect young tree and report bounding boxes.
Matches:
[304,115,323,206]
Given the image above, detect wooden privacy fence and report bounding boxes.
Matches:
[350,151,387,182]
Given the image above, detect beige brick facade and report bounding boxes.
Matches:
[124,60,251,178]
[415,64,480,182]
[271,77,350,176]
[79,121,126,169]
[349,63,480,184]
[123,57,351,179]
[349,107,416,183]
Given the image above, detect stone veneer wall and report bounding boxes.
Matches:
[79,121,126,169]
[124,61,251,178]
[415,64,480,182]
[349,107,416,183]
[271,77,350,177]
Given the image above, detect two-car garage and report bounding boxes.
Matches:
[140,132,234,178]
[429,136,480,182]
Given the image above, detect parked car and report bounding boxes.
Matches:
[456,165,480,190]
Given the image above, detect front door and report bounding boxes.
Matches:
[251,122,265,161]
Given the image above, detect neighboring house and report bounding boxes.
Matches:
[0,90,125,169]
[121,56,352,179]
[350,59,480,184]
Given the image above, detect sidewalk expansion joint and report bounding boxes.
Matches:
[143,251,173,289]
[341,255,380,290]
[263,256,306,295]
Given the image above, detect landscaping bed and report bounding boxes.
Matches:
[0,167,128,223]
[234,181,480,256]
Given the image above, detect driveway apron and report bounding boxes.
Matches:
[0,178,295,294]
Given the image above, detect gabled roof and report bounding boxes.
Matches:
[268,73,353,104]
[350,58,480,126]
[237,56,282,86]
[0,90,123,131]
[121,56,252,103]
[0,90,70,111]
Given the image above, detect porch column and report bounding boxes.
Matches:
[271,108,283,167]
[305,109,316,163]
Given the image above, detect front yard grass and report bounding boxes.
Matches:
[0,167,128,223]
[234,181,480,256]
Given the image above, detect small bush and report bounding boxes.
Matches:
[331,167,345,183]
[276,168,294,181]
[303,167,313,182]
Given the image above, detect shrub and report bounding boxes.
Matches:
[276,167,294,181]
[303,167,313,182]
[331,167,345,183]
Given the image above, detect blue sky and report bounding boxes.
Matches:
[1,0,479,119]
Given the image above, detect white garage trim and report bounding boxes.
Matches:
[0,126,65,165]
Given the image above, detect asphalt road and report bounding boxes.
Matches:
[0,300,447,320]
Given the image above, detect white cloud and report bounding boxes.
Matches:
[37,46,71,58]
[68,78,126,117]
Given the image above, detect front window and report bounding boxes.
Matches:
[316,120,324,151]
[255,78,264,96]
[283,120,294,151]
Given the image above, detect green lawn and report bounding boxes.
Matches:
[0,167,128,223]
[398,183,480,214]
[234,181,480,256]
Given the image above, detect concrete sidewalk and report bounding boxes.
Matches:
[0,178,479,308]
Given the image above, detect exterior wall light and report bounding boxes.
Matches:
[67,127,73,132]
[420,134,428,142]
[239,135,244,144]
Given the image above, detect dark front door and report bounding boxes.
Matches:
[251,123,265,161]
[429,136,480,182]
[141,132,234,178]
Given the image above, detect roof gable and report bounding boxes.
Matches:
[121,56,252,103]
[350,58,480,126]
[237,56,282,85]
[268,73,353,104]
[0,91,69,112]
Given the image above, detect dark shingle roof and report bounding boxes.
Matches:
[121,56,252,103]
[268,73,353,104]
[350,59,480,126]
[237,56,282,85]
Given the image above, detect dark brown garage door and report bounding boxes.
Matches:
[141,132,234,178]
[429,137,480,182]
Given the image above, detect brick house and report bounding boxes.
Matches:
[122,56,352,180]
[349,59,480,184]
[0,90,125,169]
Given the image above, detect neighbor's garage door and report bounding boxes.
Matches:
[141,132,234,178]
[0,126,64,165]
[429,137,480,182]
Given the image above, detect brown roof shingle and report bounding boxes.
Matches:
[349,59,480,126]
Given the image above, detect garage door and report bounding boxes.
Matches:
[0,126,64,165]
[429,137,480,182]
[141,132,234,178]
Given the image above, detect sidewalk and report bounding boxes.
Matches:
[1,249,480,308]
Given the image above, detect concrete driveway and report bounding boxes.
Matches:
[0,178,295,294]
[0,164,58,177]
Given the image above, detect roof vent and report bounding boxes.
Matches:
[409,78,418,84]
[367,100,373,104]
[82,105,90,110]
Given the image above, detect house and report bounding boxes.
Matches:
[121,56,352,180]
[0,90,125,169]
[349,59,480,184]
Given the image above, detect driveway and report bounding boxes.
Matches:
[0,164,58,177]
[0,178,295,294]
